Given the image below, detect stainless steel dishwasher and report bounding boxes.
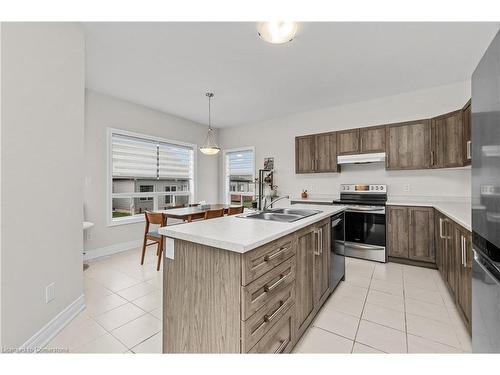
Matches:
[331,211,345,291]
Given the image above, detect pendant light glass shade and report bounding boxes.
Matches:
[200,92,221,155]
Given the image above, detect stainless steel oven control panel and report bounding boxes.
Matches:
[340,184,387,193]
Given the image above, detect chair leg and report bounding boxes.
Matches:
[156,240,163,271]
[140,236,147,265]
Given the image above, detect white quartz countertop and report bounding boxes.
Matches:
[387,199,471,231]
[159,204,346,253]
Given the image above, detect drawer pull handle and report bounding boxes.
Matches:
[274,339,288,354]
[264,273,287,293]
[263,300,285,323]
[263,246,287,262]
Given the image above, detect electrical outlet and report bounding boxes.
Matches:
[403,184,410,192]
[46,283,55,303]
[86,231,92,241]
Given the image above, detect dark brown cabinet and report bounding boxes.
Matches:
[295,133,339,174]
[313,220,330,306]
[431,110,464,168]
[314,132,339,173]
[454,225,472,328]
[295,219,331,339]
[387,206,409,259]
[294,226,315,335]
[295,135,315,173]
[387,206,435,264]
[386,120,431,170]
[337,129,360,155]
[360,126,386,153]
[462,100,472,166]
[408,207,435,263]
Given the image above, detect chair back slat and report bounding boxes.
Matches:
[228,206,244,215]
[145,211,167,226]
[204,208,225,220]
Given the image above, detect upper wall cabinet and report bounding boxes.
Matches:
[430,110,464,169]
[336,126,386,155]
[386,120,431,170]
[295,132,340,174]
[360,126,386,153]
[462,100,472,166]
[295,135,315,173]
[336,129,360,155]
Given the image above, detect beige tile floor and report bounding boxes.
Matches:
[46,247,163,353]
[293,257,472,353]
[46,249,471,354]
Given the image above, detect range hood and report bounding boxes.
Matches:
[337,152,385,165]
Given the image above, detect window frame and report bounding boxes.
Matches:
[107,128,197,226]
[222,146,255,206]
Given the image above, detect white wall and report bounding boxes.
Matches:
[219,81,472,201]
[84,90,219,255]
[1,23,85,347]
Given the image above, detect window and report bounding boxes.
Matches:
[108,129,195,225]
[139,185,154,201]
[223,147,255,208]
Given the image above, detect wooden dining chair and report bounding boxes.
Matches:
[204,208,225,220]
[141,211,167,271]
[227,206,244,215]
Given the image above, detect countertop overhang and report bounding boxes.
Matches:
[159,204,346,253]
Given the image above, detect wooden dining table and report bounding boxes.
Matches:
[159,204,230,222]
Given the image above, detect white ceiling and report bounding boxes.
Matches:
[83,22,499,128]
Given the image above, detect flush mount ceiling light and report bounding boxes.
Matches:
[199,92,221,156]
[257,22,298,44]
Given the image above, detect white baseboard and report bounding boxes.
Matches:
[20,294,85,352]
[84,239,142,261]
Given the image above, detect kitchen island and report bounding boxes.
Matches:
[159,204,345,353]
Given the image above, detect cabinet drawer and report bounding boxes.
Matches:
[242,234,296,286]
[241,257,296,320]
[241,282,295,352]
[247,304,294,353]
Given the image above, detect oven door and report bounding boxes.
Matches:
[344,211,386,262]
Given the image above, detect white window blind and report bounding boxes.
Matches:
[112,134,157,178]
[159,143,193,179]
[227,149,254,176]
[112,134,194,180]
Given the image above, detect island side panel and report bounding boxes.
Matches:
[163,239,242,353]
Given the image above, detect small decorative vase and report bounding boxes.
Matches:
[301,190,308,199]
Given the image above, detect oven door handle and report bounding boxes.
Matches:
[345,242,385,251]
[346,208,386,214]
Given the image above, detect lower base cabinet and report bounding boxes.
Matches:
[163,218,332,353]
[390,205,472,333]
[387,206,435,264]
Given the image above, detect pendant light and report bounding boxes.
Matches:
[199,92,221,155]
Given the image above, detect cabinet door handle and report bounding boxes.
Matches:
[274,339,288,354]
[319,228,323,254]
[439,218,444,239]
[263,246,287,262]
[263,300,285,323]
[409,211,412,226]
[431,151,434,166]
[467,140,472,160]
[314,230,321,256]
[263,273,288,293]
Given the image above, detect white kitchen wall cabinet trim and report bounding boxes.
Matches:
[107,128,197,226]
[223,146,255,206]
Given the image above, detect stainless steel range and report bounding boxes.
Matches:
[334,184,387,263]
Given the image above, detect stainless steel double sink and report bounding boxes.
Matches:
[239,208,322,222]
